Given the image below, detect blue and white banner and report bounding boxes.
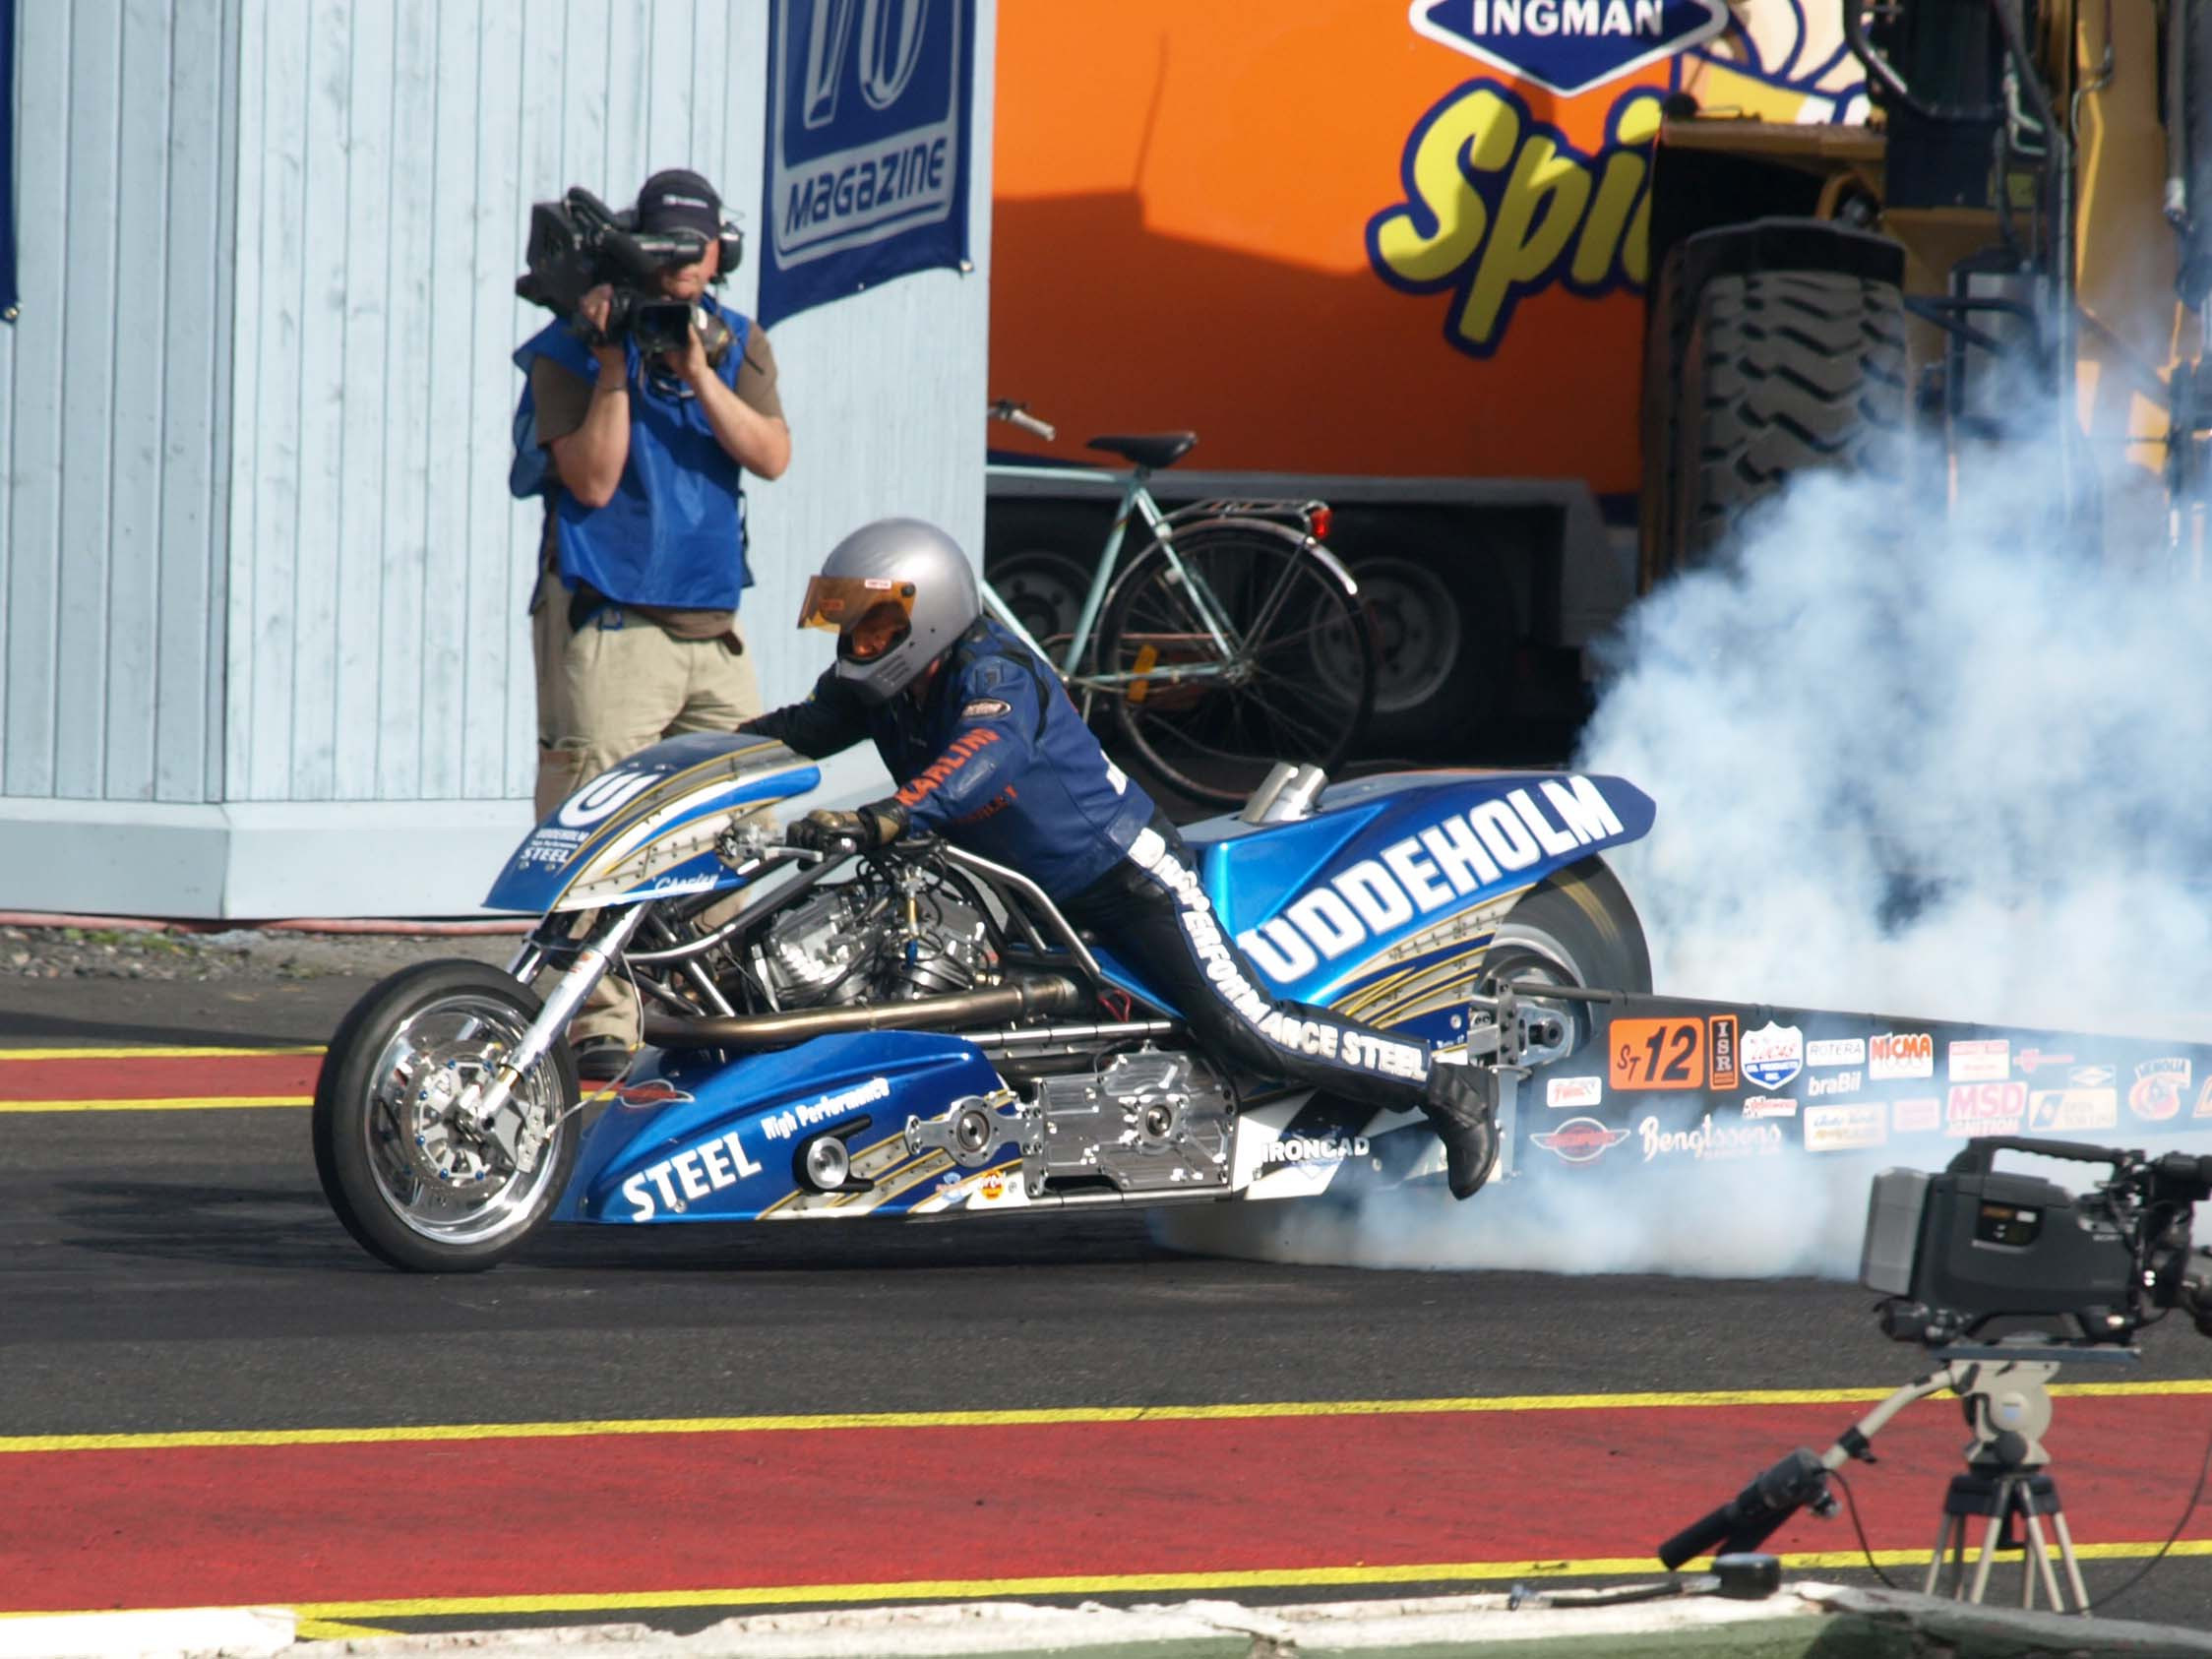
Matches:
[760,0,975,328]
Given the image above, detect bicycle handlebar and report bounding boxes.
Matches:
[988,399,1057,442]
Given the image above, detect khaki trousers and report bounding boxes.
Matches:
[532,570,764,1046]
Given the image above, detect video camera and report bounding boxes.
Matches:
[516,186,706,359]
[1860,1136,2212,1346]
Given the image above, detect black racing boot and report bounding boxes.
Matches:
[1421,1064,1499,1200]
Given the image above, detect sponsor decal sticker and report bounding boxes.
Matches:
[1945,1080,2028,1137]
[2130,1059,2191,1122]
[1709,1014,1739,1090]
[1892,1097,1941,1135]
[1740,1022,1803,1092]
[1531,1116,1628,1164]
[1806,1038,1865,1068]
[960,698,1012,719]
[2071,1066,2116,1088]
[1948,1039,2010,1082]
[979,1170,1006,1201]
[760,1075,893,1142]
[1235,776,1629,982]
[1741,1095,1796,1120]
[2028,1089,2119,1134]
[622,1128,767,1219]
[2014,1048,2075,1075]
[1547,1075,1603,1109]
[1610,1016,1705,1090]
[2196,1075,2212,1119]
[557,767,661,829]
[1805,1071,1863,1099]
[1805,1102,1886,1152]
[1869,1031,1934,1080]
[1637,1113,1784,1162]
[1265,1135,1373,1166]
[610,1078,694,1109]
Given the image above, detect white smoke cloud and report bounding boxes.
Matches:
[1162,444,2212,1279]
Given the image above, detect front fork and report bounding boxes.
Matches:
[467,904,650,1153]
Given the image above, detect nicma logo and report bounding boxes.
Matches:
[1410,0,1729,96]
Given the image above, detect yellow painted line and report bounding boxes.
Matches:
[12,1543,2210,1624]
[6,1382,2210,1455]
[293,1618,399,1640]
[0,1095,310,1114]
[0,1045,323,1060]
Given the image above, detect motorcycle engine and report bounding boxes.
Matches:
[759,877,999,1007]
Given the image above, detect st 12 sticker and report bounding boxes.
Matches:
[1610,1016,1705,1090]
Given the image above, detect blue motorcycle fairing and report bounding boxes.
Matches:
[485,733,820,914]
[1187,769,1653,1013]
[559,1031,1005,1223]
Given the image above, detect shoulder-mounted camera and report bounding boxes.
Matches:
[516,186,740,363]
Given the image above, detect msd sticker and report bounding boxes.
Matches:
[1740,1022,1802,1091]
[1946,1081,2027,1138]
[1409,0,1729,95]
[1547,1075,1603,1109]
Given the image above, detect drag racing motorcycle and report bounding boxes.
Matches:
[312,735,1659,1271]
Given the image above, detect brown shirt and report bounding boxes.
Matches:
[534,326,785,641]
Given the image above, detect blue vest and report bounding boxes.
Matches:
[511,298,754,610]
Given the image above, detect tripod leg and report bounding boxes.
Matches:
[2051,1508,2091,1613]
[1926,1513,1957,1597]
[1968,1512,2005,1605]
[2022,1509,2063,1611]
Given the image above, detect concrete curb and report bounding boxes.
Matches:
[10,1586,2212,1659]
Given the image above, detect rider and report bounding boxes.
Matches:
[739,519,1500,1198]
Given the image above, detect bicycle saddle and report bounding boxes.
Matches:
[1085,432,1198,469]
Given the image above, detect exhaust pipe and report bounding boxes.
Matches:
[644,975,1085,1050]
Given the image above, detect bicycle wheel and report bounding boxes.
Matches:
[1098,522,1376,805]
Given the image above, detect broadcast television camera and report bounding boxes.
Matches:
[515,186,710,359]
[1861,1136,2212,1346]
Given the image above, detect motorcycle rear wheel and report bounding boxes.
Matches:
[312,959,581,1273]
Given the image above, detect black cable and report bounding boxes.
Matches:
[2082,1409,2212,1612]
[1828,1469,1905,1591]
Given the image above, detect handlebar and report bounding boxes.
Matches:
[988,398,1057,442]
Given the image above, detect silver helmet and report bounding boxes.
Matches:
[796,519,983,705]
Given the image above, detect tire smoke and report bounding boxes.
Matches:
[1162,458,2212,1278]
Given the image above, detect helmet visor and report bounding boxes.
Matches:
[797,575,916,636]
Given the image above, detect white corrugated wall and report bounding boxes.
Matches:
[0,0,995,915]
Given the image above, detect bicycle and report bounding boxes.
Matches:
[981,399,1377,807]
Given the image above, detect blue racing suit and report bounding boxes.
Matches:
[745,618,1153,898]
[745,617,1447,1120]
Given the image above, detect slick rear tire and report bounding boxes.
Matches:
[1480,857,1651,1063]
[1647,264,1906,580]
[313,959,581,1273]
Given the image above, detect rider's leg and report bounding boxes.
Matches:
[1060,820,1498,1198]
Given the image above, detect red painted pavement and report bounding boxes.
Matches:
[0,1051,321,1102]
[6,1394,2210,1613]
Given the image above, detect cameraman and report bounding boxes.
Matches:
[514,168,791,1078]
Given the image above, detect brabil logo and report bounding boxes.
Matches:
[1237,775,1628,982]
[1370,83,1662,358]
[1409,0,1728,95]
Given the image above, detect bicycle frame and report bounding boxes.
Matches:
[979,461,1244,689]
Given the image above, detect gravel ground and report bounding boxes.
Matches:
[0,922,518,983]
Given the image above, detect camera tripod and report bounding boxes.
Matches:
[1658,1338,2138,1614]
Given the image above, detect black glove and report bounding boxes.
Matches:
[787,800,908,855]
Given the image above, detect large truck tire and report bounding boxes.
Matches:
[1642,221,1909,585]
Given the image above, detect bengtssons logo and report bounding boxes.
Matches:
[1409,0,1729,95]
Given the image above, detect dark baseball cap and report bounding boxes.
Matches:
[636,169,723,239]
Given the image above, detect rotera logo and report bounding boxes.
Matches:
[1409,0,1729,96]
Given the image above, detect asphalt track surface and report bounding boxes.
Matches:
[6,971,2212,1640]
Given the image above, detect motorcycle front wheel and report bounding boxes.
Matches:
[312,959,581,1272]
